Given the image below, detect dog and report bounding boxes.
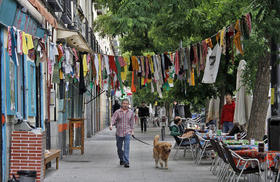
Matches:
[153,135,172,169]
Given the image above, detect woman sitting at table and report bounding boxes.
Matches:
[170,116,196,146]
[228,122,244,136]
[206,116,216,127]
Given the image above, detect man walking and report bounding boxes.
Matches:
[138,102,150,133]
[221,93,235,133]
[110,99,134,168]
[173,101,180,117]
[112,100,121,114]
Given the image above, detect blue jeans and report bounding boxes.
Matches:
[181,138,197,146]
[116,134,131,164]
[223,121,234,133]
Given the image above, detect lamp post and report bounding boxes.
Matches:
[268,39,280,151]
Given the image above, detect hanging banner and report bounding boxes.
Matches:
[202,44,222,84]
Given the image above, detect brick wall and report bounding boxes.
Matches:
[9,131,45,182]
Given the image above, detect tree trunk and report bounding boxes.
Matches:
[247,54,270,140]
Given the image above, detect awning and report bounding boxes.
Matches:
[57,28,93,53]
[16,0,44,24]
[27,0,57,28]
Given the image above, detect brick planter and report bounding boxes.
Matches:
[9,131,45,182]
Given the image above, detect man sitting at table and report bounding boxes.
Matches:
[221,93,235,133]
[228,122,244,136]
[169,116,196,146]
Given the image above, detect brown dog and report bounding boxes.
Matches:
[153,135,172,169]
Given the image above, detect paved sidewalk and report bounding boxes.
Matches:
[44,127,216,182]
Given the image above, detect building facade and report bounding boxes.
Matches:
[0,0,115,181]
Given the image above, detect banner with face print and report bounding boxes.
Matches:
[202,44,222,84]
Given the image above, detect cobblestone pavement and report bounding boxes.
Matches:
[44,126,217,182]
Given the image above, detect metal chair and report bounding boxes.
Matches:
[215,141,231,181]
[209,139,220,174]
[223,144,262,182]
[172,135,196,160]
[209,139,227,176]
[266,155,280,182]
[194,134,213,165]
[239,131,247,139]
[169,125,196,160]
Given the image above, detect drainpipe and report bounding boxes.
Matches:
[22,55,26,119]
[0,26,2,182]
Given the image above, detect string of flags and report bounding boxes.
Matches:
[5,13,252,98]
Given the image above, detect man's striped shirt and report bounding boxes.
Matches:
[111,108,134,137]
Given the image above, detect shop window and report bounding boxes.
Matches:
[27,61,36,116]
[6,49,17,115]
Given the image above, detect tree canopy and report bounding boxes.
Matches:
[94,0,252,107]
[94,0,280,139]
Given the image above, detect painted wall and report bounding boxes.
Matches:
[1,26,39,182]
[99,92,108,130]
[0,1,47,180]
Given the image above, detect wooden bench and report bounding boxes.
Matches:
[44,149,61,177]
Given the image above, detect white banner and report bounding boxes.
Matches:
[202,44,222,84]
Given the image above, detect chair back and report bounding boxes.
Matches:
[194,134,203,149]
[173,136,182,145]
[215,141,228,164]
[240,131,247,139]
[222,144,240,173]
[209,139,218,153]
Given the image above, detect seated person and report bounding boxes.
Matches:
[178,119,185,134]
[263,135,268,144]
[170,116,196,146]
[206,116,216,127]
[228,122,244,136]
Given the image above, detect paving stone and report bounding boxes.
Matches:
[45,126,217,182]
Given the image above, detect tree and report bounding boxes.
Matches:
[94,0,156,54]
[132,85,159,107]
[94,0,280,139]
[243,0,280,140]
[94,0,246,97]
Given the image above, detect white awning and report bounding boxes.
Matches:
[16,0,44,24]
[57,28,92,53]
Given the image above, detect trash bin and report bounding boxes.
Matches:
[17,171,36,182]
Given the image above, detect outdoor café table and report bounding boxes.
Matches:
[235,149,280,181]
[198,133,234,140]
[223,139,249,145]
[227,145,256,150]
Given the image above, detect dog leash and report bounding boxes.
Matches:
[132,135,152,146]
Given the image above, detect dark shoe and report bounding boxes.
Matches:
[120,161,125,165]
[124,163,129,168]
